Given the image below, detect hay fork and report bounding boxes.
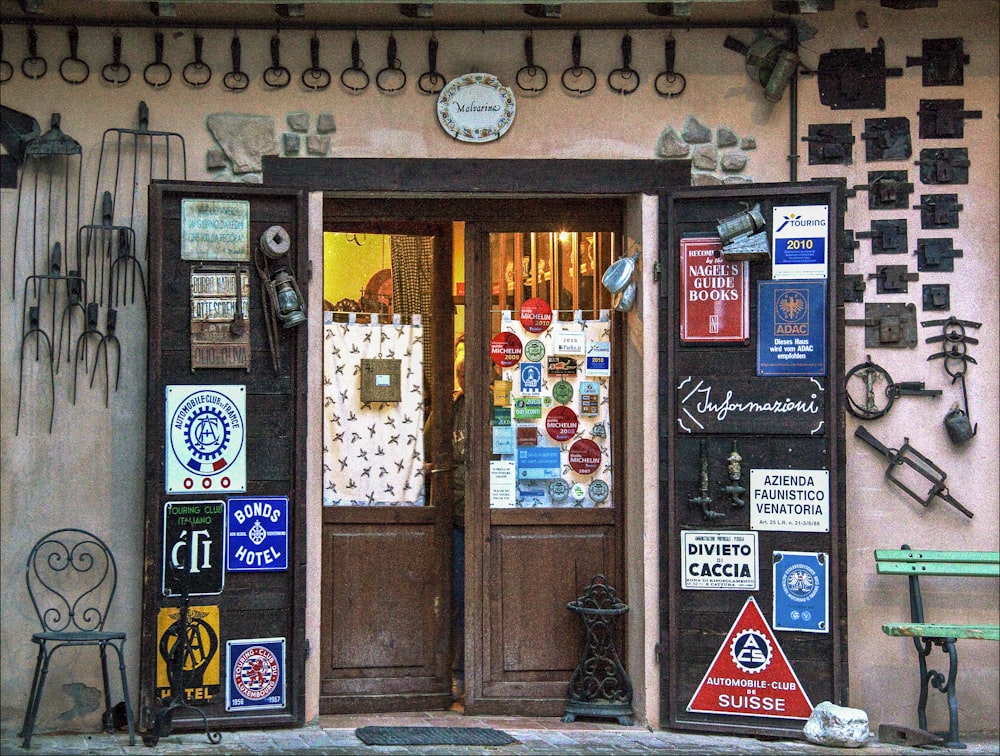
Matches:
[16,306,55,435]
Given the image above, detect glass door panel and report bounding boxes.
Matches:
[488,231,617,509]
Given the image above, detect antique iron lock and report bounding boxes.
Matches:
[845,302,918,348]
[861,117,911,161]
[905,37,969,86]
[918,99,982,139]
[815,39,902,110]
[922,284,950,311]
[914,194,963,229]
[852,171,913,210]
[857,219,907,255]
[915,148,970,185]
[869,264,918,294]
[802,124,854,165]
[916,238,963,272]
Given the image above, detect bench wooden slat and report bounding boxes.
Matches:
[876,560,999,577]
[883,622,1000,641]
[874,549,1000,564]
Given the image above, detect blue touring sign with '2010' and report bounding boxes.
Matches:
[226,496,288,572]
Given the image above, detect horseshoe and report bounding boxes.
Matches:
[223,33,250,91]
[376,34,406,93]
[654,34,686,97]
[301,34,331,90]
[340,34,369,92]
[143,32,172,88]
[263,33,291,89]
[59,26,89,84]
[183,33,212,87]
[607,33,639,95]
[516,33,548,93]
[101,31,131,85]
[561,32,595,95]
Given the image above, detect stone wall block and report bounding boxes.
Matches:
[721,152,749,172]
[681,116,712,144]
[283,132,302,155]
[717,126,739,147]
[692,144,718,171]
[307,134,332,156]
[206,114,278,174]
[656,126,690,158]
[287,111,310,132]
[317,113,336,134]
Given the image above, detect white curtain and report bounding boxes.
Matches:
[323,313,425,506]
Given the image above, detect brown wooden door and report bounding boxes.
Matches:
[464,223,624,717]
[319,224,456,714]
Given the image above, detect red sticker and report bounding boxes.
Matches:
[519,297,554,333]
[568,438,602,474]
[545,405,579,442]
[490,331,523,367]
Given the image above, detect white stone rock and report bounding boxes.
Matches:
[803,701,872,748]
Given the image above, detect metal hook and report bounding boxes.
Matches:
[654,34,686,97]
[224,33,249,91]
[183,32,212,87]
[59,25,89,84]
[143,31,172,88]
[341,33,369,92]
[561,32,595,95]
[376,33,406,92]
[302,33,331,90]
[22,26,47,80]
[1,29,13,83]
[418,34,444,94]
[608,32,639,95]
[516,32,548,93]
[101,30,131,85]
[263,32,291,88]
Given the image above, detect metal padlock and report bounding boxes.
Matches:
[944,404,974,444]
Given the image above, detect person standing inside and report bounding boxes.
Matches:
[449,339,467,707]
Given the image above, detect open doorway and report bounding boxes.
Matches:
[317,199,625,717]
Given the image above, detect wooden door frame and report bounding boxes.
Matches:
[266,158,692,716]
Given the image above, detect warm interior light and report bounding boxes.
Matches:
[558,231,571,243]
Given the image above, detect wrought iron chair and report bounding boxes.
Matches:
[20,528,135,748]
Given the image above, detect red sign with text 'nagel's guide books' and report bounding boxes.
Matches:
[680,237,749,342]
[687,596,813,720]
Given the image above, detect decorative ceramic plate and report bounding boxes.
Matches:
[437,73,516,143]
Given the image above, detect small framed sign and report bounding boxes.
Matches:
[181,199,250,262]
[226,637,286,711]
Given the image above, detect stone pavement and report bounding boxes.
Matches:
[2,711,997,755]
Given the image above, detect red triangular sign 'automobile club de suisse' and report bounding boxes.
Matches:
[688,596,813,720]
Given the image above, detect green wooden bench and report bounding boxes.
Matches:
[875,545,1000,748]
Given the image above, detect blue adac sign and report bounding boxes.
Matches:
[226,496,288,572]
[757,280,827,377]
[773,551,828,633]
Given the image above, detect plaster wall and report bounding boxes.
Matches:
[1,0,997,738]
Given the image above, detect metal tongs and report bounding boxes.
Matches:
[854,425,973,519]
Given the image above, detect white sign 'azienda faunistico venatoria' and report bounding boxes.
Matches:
[750,468,829,532]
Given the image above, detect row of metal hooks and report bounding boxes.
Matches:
[0,26,686,97]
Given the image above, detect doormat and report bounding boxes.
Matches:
[355,726,517,746]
